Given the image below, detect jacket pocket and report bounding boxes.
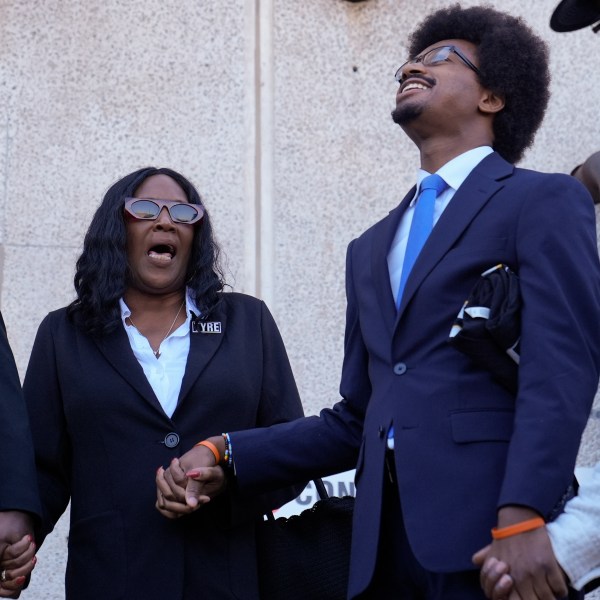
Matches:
[450,409,514,443]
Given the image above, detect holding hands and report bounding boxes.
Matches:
[156,437,228,518]
[472,507,567,600]
[0,512,36,598]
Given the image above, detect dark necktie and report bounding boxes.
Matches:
[395,173,448,309]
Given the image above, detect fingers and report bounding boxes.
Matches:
[0,535,36,597]
[184,478,206,508]
[472,544,491,567]
[480,556,511,599]
[155,456,225,519]
[160,460,188,504]
[155,464,208,518]
[185,466,227,507]
[491,574,515,600]
[156,465,184,504]
[2,536,34,565]
[545,566,568,599]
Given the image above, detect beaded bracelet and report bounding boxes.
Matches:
[491,517,545,540]
[194,440,221,465]
[222,432,233,468]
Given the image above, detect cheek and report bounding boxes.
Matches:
[180,229,196,261]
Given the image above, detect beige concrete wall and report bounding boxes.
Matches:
[0,0,597,597]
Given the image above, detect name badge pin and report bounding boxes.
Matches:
[192,320,222,334]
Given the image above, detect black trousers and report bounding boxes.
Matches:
[357,454,582,600]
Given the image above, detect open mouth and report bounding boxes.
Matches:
[400,78,432,94]
[148,244,176,261]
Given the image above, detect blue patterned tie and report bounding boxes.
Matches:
[395,173,447,309]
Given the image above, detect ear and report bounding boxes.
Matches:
[478,89,505,115]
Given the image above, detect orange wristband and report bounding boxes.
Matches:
[194,440,221,465]
[491,517,545,540]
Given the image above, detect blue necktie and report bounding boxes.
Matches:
[395,173,447,309]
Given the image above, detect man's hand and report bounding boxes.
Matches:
[472,507,568,600]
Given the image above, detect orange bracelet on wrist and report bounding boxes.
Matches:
[194,440,221,465]
[491,517,545,540]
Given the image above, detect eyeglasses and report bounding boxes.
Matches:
[124,197,204,225]
[395,45,481,83]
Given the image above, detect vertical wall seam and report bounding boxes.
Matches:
[257,0,274,305]
[0,110,11,303]
[243,0,259,296]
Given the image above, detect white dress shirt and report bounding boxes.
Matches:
[547,462,600,591]
[120,291,200,418]
[387,146,494,307]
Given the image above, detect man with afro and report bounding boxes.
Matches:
[159,5,600,599]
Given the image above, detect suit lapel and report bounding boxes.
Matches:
[396,153,514,319]
[94,326,165,415]
[177,301,227,407]
[372,187,416,331]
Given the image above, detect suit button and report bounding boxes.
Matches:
[164,432,180,448]
[393,362,407,375]
[378,426,384,438]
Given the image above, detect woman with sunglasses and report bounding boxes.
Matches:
[22,167,304,599]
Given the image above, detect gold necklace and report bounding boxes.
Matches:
[127,300,186,359]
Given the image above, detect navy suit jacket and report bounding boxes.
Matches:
[0,313,40,517]
[231,153,600,598]
[23,293,304,600]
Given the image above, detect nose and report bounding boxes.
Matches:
[398,60,427,83]
[153,206,175,229]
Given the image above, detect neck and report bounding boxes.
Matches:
[418,137,492,173]
[400,120,494,173]
[124,289,188,358]
[124,289,186,316]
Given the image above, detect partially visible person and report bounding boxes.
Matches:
[0,314,39,598]
[572,151,600,204]
[474,461,600,597]
[23,167,304,599]
[550,0,600,33]
[551,0,600,201]
[157,5,600,600]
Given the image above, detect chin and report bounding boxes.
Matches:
[391,104,423,126]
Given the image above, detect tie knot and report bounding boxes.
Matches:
[420,173,447,196]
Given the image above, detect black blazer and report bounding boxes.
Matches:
[231,153,600,598]
[0,313,40,516]
[23,293,304,600]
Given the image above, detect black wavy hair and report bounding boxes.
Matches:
[407,4,550,164]
[68,167,225,336]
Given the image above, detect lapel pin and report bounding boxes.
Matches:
[191,320,222,334]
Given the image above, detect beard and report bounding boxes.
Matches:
[391,103,423,126]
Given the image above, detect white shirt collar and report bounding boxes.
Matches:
[414,146,494,201]
[119,289,201,329]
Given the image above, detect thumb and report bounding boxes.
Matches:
[472,544,491,566]
[185,478,204,508]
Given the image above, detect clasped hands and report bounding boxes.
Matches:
[156,451,571,600]
[472,506,568,600]
[155,442,228,519]
[0,512,36,599]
